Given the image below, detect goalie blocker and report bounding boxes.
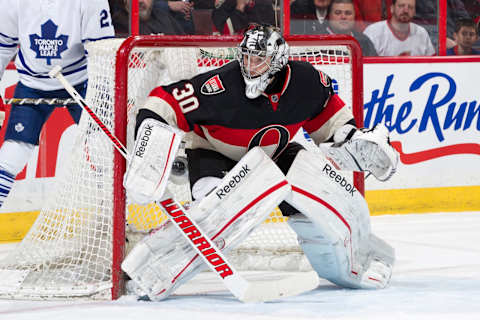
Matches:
[123,118,185,204]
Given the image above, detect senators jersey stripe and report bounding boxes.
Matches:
[148,86,191,132]
[303,94,346,133]
[200,123,303,147]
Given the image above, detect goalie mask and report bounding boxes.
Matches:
[237,24,289,99]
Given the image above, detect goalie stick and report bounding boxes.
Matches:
[49,65,319,303]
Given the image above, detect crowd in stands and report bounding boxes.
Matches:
[108,0,480,56]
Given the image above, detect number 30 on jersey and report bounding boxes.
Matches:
[172,83,199,113]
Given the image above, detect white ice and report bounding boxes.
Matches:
[0,211,479,320]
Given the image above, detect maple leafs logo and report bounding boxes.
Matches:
[29,19,68,65]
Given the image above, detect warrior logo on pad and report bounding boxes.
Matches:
[201,75,225,95]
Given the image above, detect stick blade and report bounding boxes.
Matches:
[239,271,320,303]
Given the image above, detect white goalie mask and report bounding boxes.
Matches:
[237,24,289,99]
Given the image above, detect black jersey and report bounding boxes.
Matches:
[143,60,352,161]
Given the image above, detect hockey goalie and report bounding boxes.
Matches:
[121,24,398,301]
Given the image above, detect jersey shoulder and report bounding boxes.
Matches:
[82,0,110,8]
[188,60,242,94]
[288,60,333,91]
[193,60,241,82]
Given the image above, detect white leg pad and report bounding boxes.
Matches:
[122,147,291,301]
[286,149,394,289]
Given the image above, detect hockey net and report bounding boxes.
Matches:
[0,35,363,300]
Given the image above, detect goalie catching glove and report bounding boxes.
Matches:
[322,123,399,181]
[123,118,184,204]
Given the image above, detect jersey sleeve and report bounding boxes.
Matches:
[141,81,198,133]
[0,0,19,80]
[81,0,115,43]
[303,70,354,143]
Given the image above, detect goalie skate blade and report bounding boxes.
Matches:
[239,271,320,303]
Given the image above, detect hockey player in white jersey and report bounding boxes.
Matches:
[121,24,398,301]
[0,0,115,208]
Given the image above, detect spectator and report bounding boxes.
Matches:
[447,18,480,55]
[212,0,275,35]
[363,0,435,56]
[290,0,331,34]
[320,0,377,56]
[112,0,185,36]
[291,0,367,34]
[353,0,392,28]
[414,0,470,49]
[463,0,480,21]
[154,0,195,34]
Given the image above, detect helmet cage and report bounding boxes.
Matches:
[238,47,272,80]
[236,24,289,98]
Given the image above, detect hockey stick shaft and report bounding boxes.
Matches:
[48,65,264,302]
[49,66,128,159]
[5,98,78,105]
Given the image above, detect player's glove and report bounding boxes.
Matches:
[322,123,399,181]
[0,95,5,129]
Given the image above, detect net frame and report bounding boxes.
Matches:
[0,35,364,300]
[111,35,364,299]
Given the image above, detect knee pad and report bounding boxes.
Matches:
[191,176,222,201]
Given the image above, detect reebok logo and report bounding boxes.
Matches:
[323,164,356,196]
[216,165,250,200]
[135,124,153,158]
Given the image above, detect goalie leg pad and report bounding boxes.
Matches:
[123,118,185,204]
[122,147,291,301]
[322,124,399,181]
[285,149,395,289]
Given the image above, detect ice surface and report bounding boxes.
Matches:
[0,211,479,320]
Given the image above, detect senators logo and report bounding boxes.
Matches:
[201,75,225,95]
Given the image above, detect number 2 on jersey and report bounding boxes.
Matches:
[173,83,199,113]
[100,9,111,28]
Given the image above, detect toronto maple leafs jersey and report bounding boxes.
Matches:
[140,60,354,161]
[0,0,114,91]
